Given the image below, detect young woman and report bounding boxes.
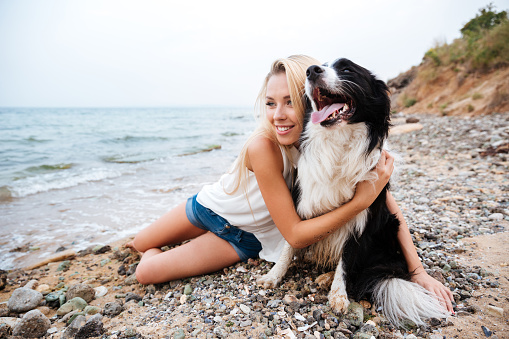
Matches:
[128,55,454,312]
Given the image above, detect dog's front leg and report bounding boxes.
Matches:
[328,258,350,314]
[256,242,295,288]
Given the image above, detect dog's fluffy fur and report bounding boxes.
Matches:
[257,58,449,327]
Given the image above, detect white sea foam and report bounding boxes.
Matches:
[8,167,126,198]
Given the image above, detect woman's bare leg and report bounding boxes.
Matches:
[135,232,241,284]
[130,201,206,252]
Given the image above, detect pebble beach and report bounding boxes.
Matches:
[0,112,508,338]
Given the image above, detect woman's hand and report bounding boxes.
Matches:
[412,269,455,313]
[353,150,394,208]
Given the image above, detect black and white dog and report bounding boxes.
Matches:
[258,58,448,327]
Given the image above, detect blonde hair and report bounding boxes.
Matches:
[226,54,321,195]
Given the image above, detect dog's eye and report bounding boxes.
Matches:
[342,68,352,73]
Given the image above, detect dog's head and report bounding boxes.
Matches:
[305,58,391,153]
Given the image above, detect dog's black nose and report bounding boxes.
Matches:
[306,65,324,80]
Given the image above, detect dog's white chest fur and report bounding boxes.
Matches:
[296,121,380,267]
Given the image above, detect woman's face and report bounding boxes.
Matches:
[265,73,302,147]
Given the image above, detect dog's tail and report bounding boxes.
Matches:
[373,278,449,328]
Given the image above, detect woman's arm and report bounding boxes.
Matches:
[247,136,393,249]
[386,191,455,313]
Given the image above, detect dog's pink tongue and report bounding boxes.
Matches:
[311,103,345,124]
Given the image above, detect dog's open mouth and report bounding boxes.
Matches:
[311,88,354,126]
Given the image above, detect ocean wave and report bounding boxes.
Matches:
[6,167,125,198]
[102,135,172,144]
[178,145,221,157]
[102,154,159,164]
[24,163,74,173]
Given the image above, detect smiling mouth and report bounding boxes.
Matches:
[276,125,292,132]
[311,88,355,126]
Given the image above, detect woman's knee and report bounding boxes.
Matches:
[135,261,155,285]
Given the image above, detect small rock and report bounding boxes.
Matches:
[488,213,503,220]
[35,284,50,293]
[7,287,43,313]
[125,292,142,303]
[124,274,139,285]
[92,245,111,254]
[406,117,420,123]
[358,322,379,337]
[66,283,96,303]
[345,302,364,327]
[75,314,104,339]
[173,328,186,339]
[62,314,86,339]
[486,305,504,317]
[57,260,71,271]
[239,304,251,314]
[184,284,193,295]
[482,325,493,337]
[0,270,7,290]
[103,301,123,317]
[57,297,88,316]
[24,279,39,290]
[0,323,12,338]
[94,286,108,298]
[84,305,101,315]
[12,309,51,338]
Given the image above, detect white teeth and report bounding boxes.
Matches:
[344,103,349,111]
[277,126,291,131]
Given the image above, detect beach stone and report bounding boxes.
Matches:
[173,328,186,339]
[104,301,123,317]
[62,314,86,339]
[57,297,88,315]
[66,283,96,303]
[75,314,104,338]
[57,260,71,271]
[7,287,43,313]
[92,244,111,254]
[12,309,50,338]
[0,270,7,290]
[486,305,504,317]
[345,302,364,327]
[84,305,101,315]
[36,283,50,293]
[125,292,142,303]
[24,279,39,290]
[184,284,193,295]
[0,323,12,338]
[94,285,108,297]
[352,333,374,339]
[358,323,379,337]
[124,274,139,285]
[488,213,503,220]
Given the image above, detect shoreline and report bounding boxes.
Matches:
[0,232,507,338]
[1,112,508,338]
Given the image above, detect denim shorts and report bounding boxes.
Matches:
[185,194,262,262]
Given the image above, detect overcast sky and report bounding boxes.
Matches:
[0,0,507,107]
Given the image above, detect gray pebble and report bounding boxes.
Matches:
[7,287,43,313]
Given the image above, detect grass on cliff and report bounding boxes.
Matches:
[422,4,508,75]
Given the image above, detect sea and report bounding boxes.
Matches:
[0,107,257,270]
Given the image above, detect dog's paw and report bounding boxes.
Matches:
[328,291,350,314]
[256,274,281,288]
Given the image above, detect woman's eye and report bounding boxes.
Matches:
[287,100,292,106]
[266,102,275,107]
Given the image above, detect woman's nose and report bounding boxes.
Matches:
[273,105,286,120]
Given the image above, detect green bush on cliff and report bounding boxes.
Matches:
[422,4,508,72]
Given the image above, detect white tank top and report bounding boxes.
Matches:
[197,145,299,262]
